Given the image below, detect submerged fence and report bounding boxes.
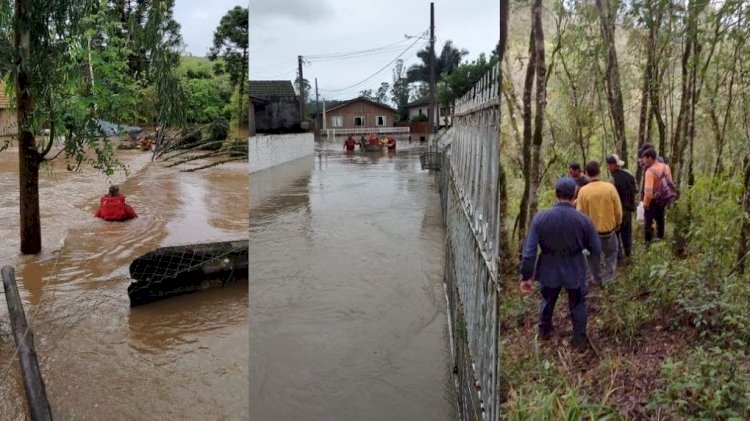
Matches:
[437,62,502,421]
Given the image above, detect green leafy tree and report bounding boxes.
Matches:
[209,6,248,128]
[438,53,498,110]
[406,40,469,84]
[0,0,183,254]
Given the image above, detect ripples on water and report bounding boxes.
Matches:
[0,150,248,419]
[250,140,456,420]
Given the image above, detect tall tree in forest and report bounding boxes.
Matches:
[517,0,547,245]
[209,6,248,129]
[496,0,513,274]
[595,0,627,166]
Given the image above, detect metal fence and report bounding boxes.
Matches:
[320,126,410,137]
[436,62,501,421]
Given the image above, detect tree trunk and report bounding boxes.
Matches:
[528,0,546,222]
[238,48,247,128]
[496,0,513,274]
[15,0,42,255]
[517,28,536,247]
[559,52,587,164]
[595,0,628,166]
[737,154,750,274]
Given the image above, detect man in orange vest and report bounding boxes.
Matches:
[94,185,138,221]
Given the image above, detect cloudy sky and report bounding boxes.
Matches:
[250,0,500,102]
[174,0,247,56]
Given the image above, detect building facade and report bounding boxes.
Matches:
[324,97,398,133]
[405,97,451,129]
[250,80,301,135]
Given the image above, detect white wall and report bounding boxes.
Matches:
[249,133,314,173]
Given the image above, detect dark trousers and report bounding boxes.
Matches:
[644,205,666,243]
[539,286,587,339]
[618,210,633,259]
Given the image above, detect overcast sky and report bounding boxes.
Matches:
[250,0,500,102]
[174,0,247,56]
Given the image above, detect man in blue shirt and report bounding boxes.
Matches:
[520,178,601,350]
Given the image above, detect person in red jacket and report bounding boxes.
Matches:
[94,185,138,221]
[343,135,356,151]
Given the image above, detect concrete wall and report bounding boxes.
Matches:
[249,133,314,173]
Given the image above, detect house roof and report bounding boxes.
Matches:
[249,80,297,100]
[405,97,431,108]
[325,96,397,114]
[0,81,11,109]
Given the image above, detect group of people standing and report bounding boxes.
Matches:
[519,143,673,350]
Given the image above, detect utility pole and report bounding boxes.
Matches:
[429,2,436,136]
[298,55,305,126]
[315,77,320,137]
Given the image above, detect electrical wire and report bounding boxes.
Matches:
[304,34,425,60]
[318,37,427,94]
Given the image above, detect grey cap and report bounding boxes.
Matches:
[555,177,577,198]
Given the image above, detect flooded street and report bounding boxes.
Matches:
[250,140,455,420]
[0,148,248,419]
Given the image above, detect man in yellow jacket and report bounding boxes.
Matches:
[577,161,623,285]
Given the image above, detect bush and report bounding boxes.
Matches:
[411,114,429,122]
[648,347,750,419]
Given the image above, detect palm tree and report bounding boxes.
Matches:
[406,40,468,84]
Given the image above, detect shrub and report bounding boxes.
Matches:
[648,347,750,419]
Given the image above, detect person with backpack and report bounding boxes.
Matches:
[641,148,675,243]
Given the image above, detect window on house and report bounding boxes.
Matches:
[418,109,424,116]
[375,116,386,126]
[353,116,365,127]
[331,116,343,127]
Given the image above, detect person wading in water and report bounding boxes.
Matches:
[94,185,138,221]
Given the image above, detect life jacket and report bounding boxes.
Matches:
[95,195,138,221]
[344,138,355,150]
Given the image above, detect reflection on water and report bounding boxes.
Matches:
[0,150,248,420]
[250,140,455,420]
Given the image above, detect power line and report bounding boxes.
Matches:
[306,45,417,63]
[304,34,424,60]
[319,37,427,94]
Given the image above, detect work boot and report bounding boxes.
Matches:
[571,334,588,352]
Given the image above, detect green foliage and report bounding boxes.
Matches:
[649,347,750,419]
[439,53,498,108]
[411,114,429,122]
[208,6,248,87]
[500,337,620,420]
[183,77,231,124]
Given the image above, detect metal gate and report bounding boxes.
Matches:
[437,63,502,421]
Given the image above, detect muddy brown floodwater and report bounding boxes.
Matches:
[250,140,456,420]
[0,147,248,419]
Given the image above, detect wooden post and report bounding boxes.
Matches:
[1,266,52,421]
